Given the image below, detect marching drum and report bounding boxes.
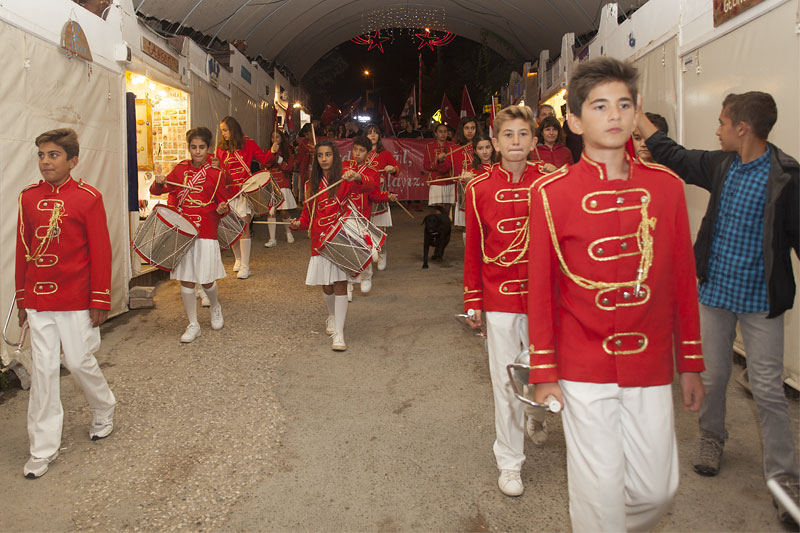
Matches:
[316,203,386,277]
[217,209,246,250]
[133,204,198,271]
[242,171,283,216]
[457,178,467,211]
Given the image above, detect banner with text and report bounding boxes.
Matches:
[333,138,432,201]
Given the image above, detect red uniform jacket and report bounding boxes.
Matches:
[149,161,230,239]
[530,143,573,167]
[463,162,544,314]
[294,173,364,256]
[527,154,704,387]
[216,137,274,192]
[265,151,295,189]
[342,159,382,218]
[366,149,399,214]
[446,144,475,178]
[424,140,457,181]
[15,177,112,311]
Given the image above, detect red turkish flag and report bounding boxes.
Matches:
[284,107,296,135]
[441,93,459,127]
[401,86,416,119]
[460,85,475,118]
[321,98,340,126]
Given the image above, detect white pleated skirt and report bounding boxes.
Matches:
[230,195,253,218]
[276,188,297,210]
[429,183,455,204]
[172,238,227,284]
[305,255,348,286]
[370,207,393,227]
[454,207,466,227]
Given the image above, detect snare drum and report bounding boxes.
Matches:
[217,209,246,250]
[316,204,386,277]
[242,171,282,216]
[457,179,467,211]
[133,204,198,271]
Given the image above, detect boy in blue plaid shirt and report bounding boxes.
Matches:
[637,91,799,524]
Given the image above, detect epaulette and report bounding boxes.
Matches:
[20,181,41,196]
[533,165,570,192]
[637,158,683,182]
[77,179,100,197]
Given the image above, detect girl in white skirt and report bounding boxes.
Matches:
[289,140,364,351]
[150,127,231,343]
[263,130,297,247]
[364,124,400,271]
[215,116,276,279]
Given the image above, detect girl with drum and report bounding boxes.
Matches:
[440,116,481,220]
[454,132,496,242]
[215,116,276,279]
[289,140,365,352]
[263,130,297,248]
[364,123,400,271]
[150,127,231,343]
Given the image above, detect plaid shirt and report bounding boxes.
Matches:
[699,148,771,313]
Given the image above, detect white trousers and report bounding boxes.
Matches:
[27,310,116,458]
[560,380,678,532]
[484,311,527,471]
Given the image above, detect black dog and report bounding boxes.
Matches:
[422,206,451,268]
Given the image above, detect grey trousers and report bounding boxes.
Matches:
[699,304,799,480]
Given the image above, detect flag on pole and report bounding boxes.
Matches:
[340,97,363,121]
[382,103,396,137]
[460,85,475,118]
[284,107,296,135]
[441,93,459,127]
[321,98,340,126]
[401,85,416,120]
[489,95,497,137]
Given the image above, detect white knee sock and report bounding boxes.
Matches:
[324,292,335,317]
[232,241,241,261]
[267,217,277,241]
[284,224,292,238]
[334,295,348,335]
[240,238,251,268]
[204,282,220,308]
[181,286,198,325]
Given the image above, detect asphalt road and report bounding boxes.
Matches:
[1,205,797,531]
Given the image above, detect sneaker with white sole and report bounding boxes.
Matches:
[360,279,372,293]
[237,266,251,279]
[89,407,115,440]
[180,323,201,343]
[286,231,295,244]
[498,469,524,496]
[264,239,277,248]
[377,251,387,271]
[325,315,335,335]
[199,291,211,307]
[331,333,347,351]
[210,304,224,330]
[23,452,59,479]
[526,416,548,446]
[233,259,241,272]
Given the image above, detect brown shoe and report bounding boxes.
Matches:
[772,475,799,526]
[694,433,724,476]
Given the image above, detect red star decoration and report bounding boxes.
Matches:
[367,30,390,53]
[415,31,437,51]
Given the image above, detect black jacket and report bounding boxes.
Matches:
[646,130,799,318]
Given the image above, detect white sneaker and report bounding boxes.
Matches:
[199,291,211,307]
[325,315,335,335]
[23,452,59,479]
[347,283,353,302]
[89,406,115,440]
[233,259,241,272]
[237,266,250,279]
[211,304,224,330]
[498,470,524,497]
[286,231,295,244]
[526,417,548,446]
[377,251,387,271]
[331,333,347,351]
[264,239,277,248]
[180,323,201,343]
[360,279,372,293]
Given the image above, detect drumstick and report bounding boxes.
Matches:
[427,175,470,184]
[437,143,469,161]
[533,144,542,160]
[394,199,415,219]
[304,179,343,204]
[163,180,203,192]
[252,220,293,225]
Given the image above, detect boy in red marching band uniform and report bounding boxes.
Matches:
[15,128,116,478]
[215,116,275,279]
[424,122,456,210]
[263,130,297,248]
[527,57,705,531]
[364,124,400,271]
[463,106,545,497]
[344,136,399,296]
[150,127,231,344]
[290,140,364,351]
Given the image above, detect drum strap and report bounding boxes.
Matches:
[177,164,208,207]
